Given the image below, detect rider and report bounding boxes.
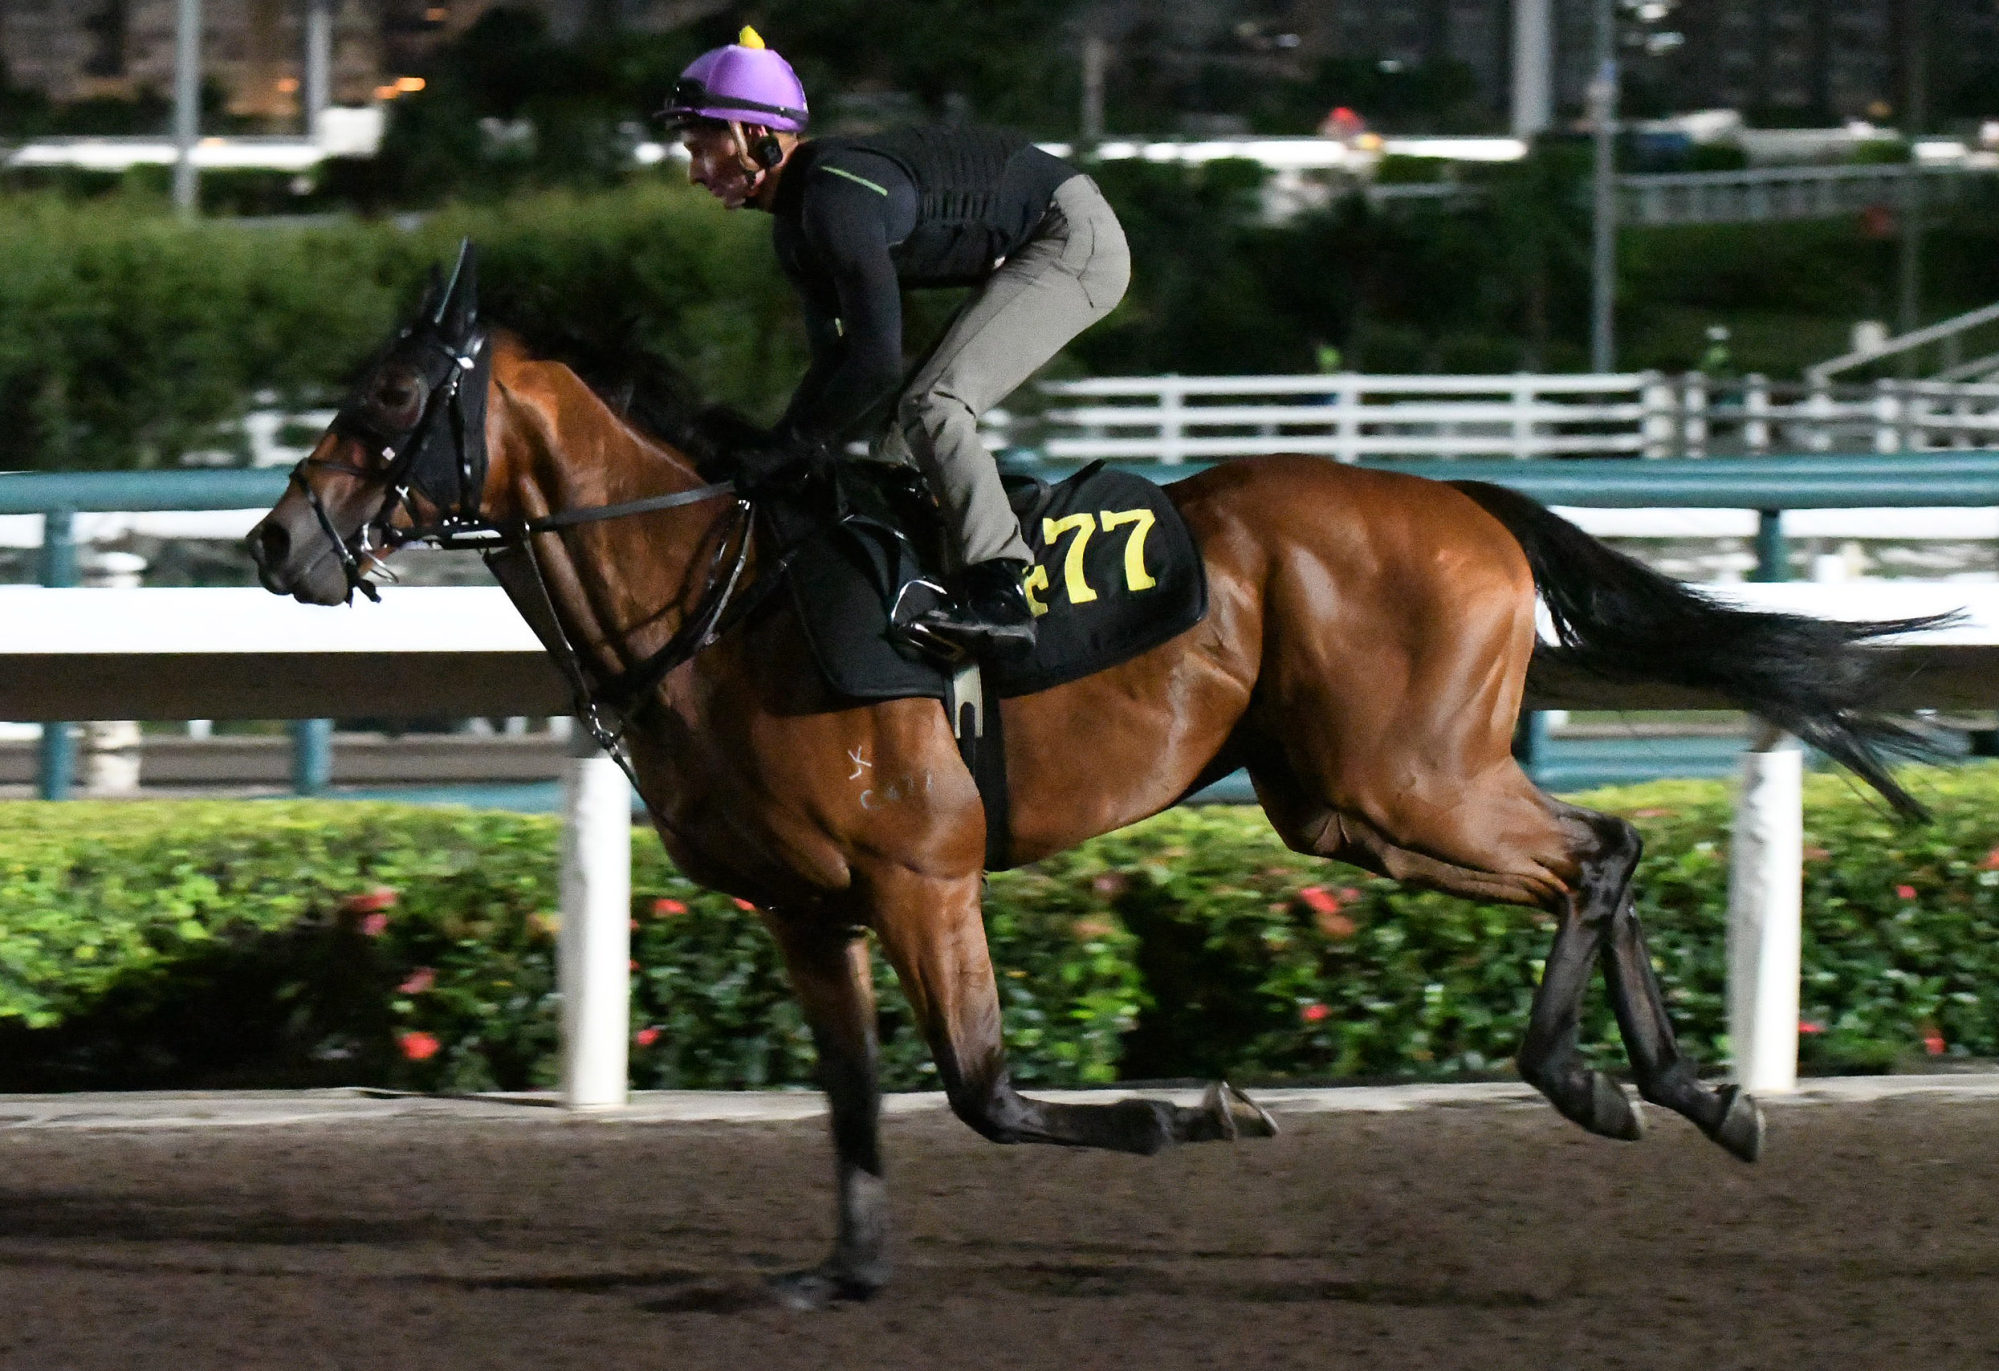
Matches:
[660,27,1131,658]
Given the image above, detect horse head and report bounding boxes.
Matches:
[250,240,491,604]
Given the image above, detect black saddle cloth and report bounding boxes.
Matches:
[767,460,1207,702]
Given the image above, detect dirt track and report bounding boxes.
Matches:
[1,1090,1995,1371]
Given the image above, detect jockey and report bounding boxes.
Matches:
[660,27,1131,659]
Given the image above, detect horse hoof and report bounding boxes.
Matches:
[1707,1085,1764,1163]
[1585,1072,1646,1141]
[1201,1080,1280,1141]
[766,1265,884,1311]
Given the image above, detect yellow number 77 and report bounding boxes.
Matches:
[1023,507,1159,616]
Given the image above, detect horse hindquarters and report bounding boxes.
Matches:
[1218,458,1758,1156]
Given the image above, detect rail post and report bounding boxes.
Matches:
[1640,371,1675,457]
[1753,511,1789,582]
[559,734,632,1109]
[291,718,333,795]
[36,508,78,800]
[1159,379,1186,465]
[1726,723,1803,1093]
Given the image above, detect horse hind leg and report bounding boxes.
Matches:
[1584,809,1766,1162]
[1249,758,1645,1142]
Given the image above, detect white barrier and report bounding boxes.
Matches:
[559,738,634,1109]
[4,582,1996,1101]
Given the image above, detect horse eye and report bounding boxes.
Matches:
[373,372,422,417]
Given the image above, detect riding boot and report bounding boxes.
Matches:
[915,559,1037,660]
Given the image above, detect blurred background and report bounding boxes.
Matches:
[4,1,1999,802]
[3,4,1997,1096]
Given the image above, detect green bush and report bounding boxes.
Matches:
[0,182,803,472]
[3,768,1996,1093]
[0,800,1139,1092]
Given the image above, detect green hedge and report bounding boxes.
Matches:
[3,768,1996,1093]
[0,183,806,472]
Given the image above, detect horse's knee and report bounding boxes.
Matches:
[942,1072,1030,1144]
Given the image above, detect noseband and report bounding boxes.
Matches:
[289,323,494,602]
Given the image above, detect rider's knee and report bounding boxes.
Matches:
[897,387,977,443]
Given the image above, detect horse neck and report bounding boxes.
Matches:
[486,360,738,686]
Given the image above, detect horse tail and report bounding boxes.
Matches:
[1449,479,1953,823]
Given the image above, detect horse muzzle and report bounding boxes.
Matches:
[247,501,353,605]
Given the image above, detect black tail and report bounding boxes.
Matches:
[1452,480,1955,823]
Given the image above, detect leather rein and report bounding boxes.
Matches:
[290,323,754,771]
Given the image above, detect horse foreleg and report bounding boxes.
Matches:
[869,867,1275,1155]
[762,909,891,1308]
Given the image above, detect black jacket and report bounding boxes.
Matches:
[765,125,1077,442]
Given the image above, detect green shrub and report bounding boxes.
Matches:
[2,768,1996,1093]
[0,800,1140,1092]
[0,182,803,472]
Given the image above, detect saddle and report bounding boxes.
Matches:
[756,457,1209,869]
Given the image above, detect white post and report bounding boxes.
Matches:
[1511,376,1533,459]
[1510,0,1553,138]
[1874,378,1902,454]
[1640,371,1675,457]
[1159,380,1185,465]
[559,736,632,1109]
[1333,375,1359,463]
[1744,373,1771,455]
[1726,725,1802,1094]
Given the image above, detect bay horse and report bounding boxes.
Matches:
[249,248,1938,1307]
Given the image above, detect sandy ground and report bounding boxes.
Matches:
[1,1083,1995,1371]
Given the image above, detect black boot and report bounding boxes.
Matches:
[916,559,1038,660]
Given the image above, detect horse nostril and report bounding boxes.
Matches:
[255,521,290,567]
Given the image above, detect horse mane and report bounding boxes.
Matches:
[490,307,763,477]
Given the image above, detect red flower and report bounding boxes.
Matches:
[1983,847,1999,871]
[652,898,688,916]
[634,1027,661,1048]
[1923,1026,1947,1056]
[1798,1020,1824,1035]
[359,912,390,938]
[1300,1002,1330,1023]
[1297,886,1341,914]
[629,959,640,972]
[398,1031,440,1062]
[1298,886,1357,939]
[1896,885,1918,901]
[397,967,435,995]
[342,887,398,915]
[731,897,757,912]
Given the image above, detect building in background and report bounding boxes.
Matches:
[2,0,1996,134]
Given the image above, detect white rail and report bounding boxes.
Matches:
[1011,371,1999,463]
[6,582,1997,1098]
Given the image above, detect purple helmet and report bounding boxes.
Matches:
[660,27,808,133]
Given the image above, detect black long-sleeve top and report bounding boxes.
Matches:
[763,126,1077,443]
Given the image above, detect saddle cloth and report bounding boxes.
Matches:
[774,461,1208,703]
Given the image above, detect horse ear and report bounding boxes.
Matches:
[437,238,479,338]
[414,262,445,324]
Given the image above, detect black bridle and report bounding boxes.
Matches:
[290,241,754,771]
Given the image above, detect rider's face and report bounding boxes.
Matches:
[681,125,759,209]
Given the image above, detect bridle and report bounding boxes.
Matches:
[287,242,756,773]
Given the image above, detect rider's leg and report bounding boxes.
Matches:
[884,175,1131,575]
